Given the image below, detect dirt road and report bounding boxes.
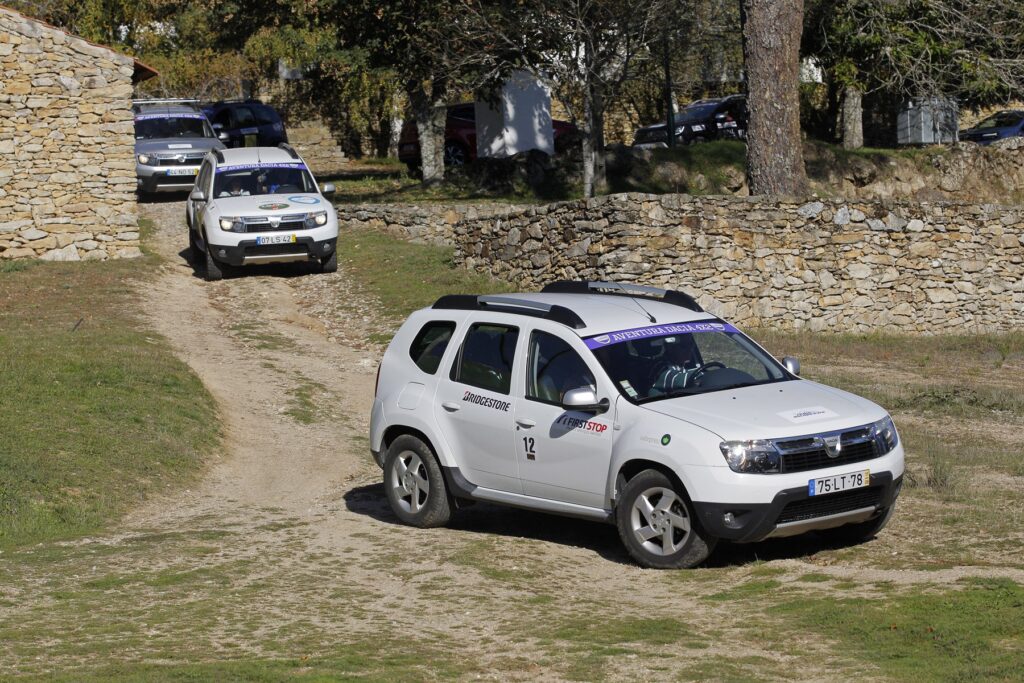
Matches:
[3,199,1022,681]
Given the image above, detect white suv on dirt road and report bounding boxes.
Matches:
[185,145,339,281]
[370,281,904,569]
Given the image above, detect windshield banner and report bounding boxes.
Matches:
[134,113,206,121]
[215,162,309,174]
[583,321,739,350]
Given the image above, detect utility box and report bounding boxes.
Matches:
[897,98,958,145]
[475,71,554,158]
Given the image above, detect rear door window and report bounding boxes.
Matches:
[233,106,257,127]
[409,321,456,374]
[450,323,519,395]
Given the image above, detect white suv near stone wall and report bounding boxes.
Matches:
[370,281,904,569]
[185,145,338,280]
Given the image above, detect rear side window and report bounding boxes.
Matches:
[253,106,280,125]
[451,323,519,395]
[234,106,257,126]
[409,321,456,374]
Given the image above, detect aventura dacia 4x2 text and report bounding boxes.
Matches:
[370,281,903,568]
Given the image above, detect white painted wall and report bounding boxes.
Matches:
[475,71,554,158]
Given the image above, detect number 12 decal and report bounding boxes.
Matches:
[523,436,537,460]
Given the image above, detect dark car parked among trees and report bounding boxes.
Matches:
[959,110,1024,145]
[203,100,288,148]
[632,95,748,148]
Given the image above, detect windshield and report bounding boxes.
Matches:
[975,112,1024,130]
[134,114,214,140]
[584,321,789,402]
[213,162,317,198]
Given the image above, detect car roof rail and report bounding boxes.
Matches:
[541,280,703,312]
[213,149,225,164]
[277,142,300,160]
[432,294,586,329]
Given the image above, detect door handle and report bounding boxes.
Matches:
[441,402,461,412]
[516,418,536,428]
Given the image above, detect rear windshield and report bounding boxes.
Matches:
[676,103,720,122]
[134,114,214,140]
[975,112,1024,129]
[213,162,317,197]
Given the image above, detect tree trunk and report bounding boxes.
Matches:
[407,80,447,183]
[742,0,808,196]
[841,85,864,149]
[581,82,607,198]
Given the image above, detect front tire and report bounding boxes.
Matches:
[204,240,224,281]
[320,250,337,273]
[384,436,452,528]
[615,469,715,569]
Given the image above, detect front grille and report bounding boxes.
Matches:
[239,215,310,233]
[155,154,205,167]
[774,426,879,473]
[777,486,883,524]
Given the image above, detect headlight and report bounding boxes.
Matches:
[719,440,780,474]
[137,154,151,165]
[674,126,687,135]
[872,415,899,453]
[313,211,328,226]
[219,217,238,231]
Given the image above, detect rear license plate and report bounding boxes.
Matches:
[809,470,869,496]
[255,234,297,245]
[166,168,198,176]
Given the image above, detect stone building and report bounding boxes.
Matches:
[0,6,156,261]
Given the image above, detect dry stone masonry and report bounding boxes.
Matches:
[341,194,1024,334]
[0,7,139,262]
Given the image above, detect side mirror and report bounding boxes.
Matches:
[189,189,206,202]
[321,182,336,198]
[783,356,801,376]
[562,387,609,414]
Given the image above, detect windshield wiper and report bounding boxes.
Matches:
[636,387,703,403]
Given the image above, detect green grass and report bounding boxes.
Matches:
[336,227,515,318]
[776,579,1024,682]
[284,377,329,425]
[0,258,218,548]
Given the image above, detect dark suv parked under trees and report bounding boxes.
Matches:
[633,95,748,148]
[203,100,288,148]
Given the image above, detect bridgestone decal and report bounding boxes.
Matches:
[462,390,510,412]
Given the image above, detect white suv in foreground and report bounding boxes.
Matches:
[370,281,904,569]
[186,145,339,280]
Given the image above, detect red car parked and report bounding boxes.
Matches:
[398,103,578,173]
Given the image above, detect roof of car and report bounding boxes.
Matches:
[133,103,203,116]
[431,283,715,337]
[215,146,302,166]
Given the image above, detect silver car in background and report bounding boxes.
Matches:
[133,99,225,195]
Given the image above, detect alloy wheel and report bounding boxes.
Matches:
[389,451,430,514]
[629,486,691,556]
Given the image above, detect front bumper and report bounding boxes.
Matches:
[693,472,902,543]
[137,164,200,193]
[206,235,337,267]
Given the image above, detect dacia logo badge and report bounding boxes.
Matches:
[823,435,842,458]
[268,216,281,227]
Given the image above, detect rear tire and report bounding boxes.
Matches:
[616,469,715,569]
[384,435,451,528]
[320,250,337,273]
[204,240,224,281]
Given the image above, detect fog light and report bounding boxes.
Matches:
[723,512,735,526]
[322,242,332,252]
[217,249,227,258]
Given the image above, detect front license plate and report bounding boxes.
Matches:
[166,168,198,176]
[809,470,869,496]
[255,234,297,245]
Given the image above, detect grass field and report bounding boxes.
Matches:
[0,256,218,548]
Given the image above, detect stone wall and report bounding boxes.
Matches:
[0,8,139,262]
[337,202,528,245]
[287,120,348,177]
[427,194,1021,334]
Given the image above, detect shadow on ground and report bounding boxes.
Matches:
[344,482,859,569]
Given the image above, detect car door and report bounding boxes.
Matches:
[232,106,261,147]
[434,320,521,493]
[513,327,614,509]
[189,160,212,232]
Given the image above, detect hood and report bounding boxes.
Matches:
[210,193,327,216]
[134,138,225,154]
[643,380,886,441]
